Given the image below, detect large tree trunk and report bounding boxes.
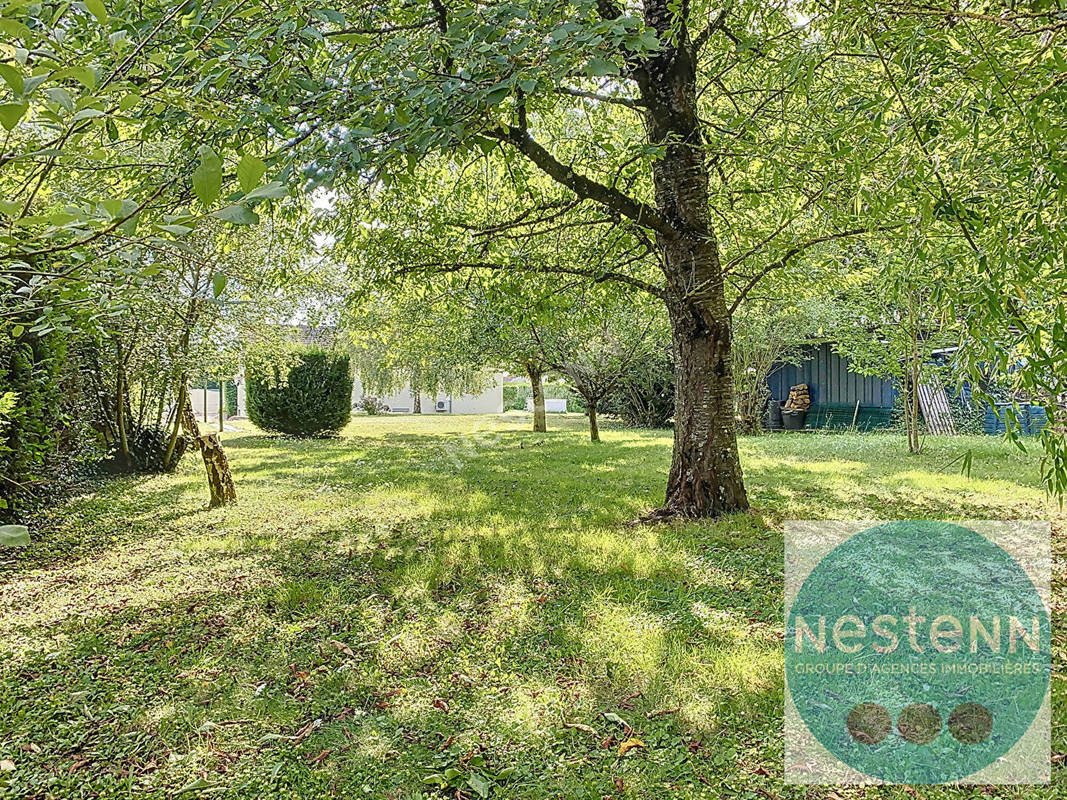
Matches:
[664,297,748,516]
[640,6,749,517]
[180,393,237,508]
[525,361,547,433]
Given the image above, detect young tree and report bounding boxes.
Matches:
[731,299,839,434]
[532,288,665,441]
[831,246,961,454]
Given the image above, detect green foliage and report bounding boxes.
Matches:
[347,285,492,402]
[502,383,524,411]
[357,395,387,415]
[599,350,674,428]
[126,425,187,474]
[732,299,840,434]
[224,381,238,418]
[0,332,66,517]
[247,348,352,436]
[503,381,585,413]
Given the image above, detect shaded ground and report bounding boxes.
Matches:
[0,413,1062,798]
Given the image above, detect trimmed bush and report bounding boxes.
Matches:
[247,348,352,436]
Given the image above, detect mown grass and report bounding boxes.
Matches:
[0,413,1062,799]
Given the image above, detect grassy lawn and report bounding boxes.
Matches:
[0,413,1062,799]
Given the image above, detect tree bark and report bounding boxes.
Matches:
[587,398,600,442]
[665,298,748,516]
[525,361,547,432]
[905,292,922,454]
[115,342,131,468]
[638,7,749,517]
[180,392,237,508]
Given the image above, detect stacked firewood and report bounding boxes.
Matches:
[784,384,811,410]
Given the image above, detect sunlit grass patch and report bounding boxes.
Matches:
[0,415,1060,799]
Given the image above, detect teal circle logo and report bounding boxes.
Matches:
[786,521,1049,783]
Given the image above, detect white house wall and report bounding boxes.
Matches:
[352,374,504,414]
[189,383,247,420]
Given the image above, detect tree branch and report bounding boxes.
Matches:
[556,86,647,110]
[692,5,731,55]
[324,18,436,37]
[488,126,676,239]
[727,224,905,314]
[394,259,665,299]
[2,184,168,262]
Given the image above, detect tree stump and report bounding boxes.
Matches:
[181,394,237,508]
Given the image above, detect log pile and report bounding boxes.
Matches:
[784,384,811,411]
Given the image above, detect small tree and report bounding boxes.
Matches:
[533,289,664,442]
[599,350,675,428]
[832,248,960,454]
[247,348,352,436]
[731,299,838,434]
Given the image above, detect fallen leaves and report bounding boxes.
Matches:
[328,639,354,657]
[562,721,598,736]
[258,718,321,747]
[617,737,645,757]
[0,759,14,772]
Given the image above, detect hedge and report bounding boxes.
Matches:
[247,348,352,436]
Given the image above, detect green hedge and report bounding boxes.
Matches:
[247,348,352,436]
[0,332,66,519]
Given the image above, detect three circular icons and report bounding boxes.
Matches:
[786,521,1049,783]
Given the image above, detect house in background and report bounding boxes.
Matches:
[767,343,898,430]
[352,374,505,414]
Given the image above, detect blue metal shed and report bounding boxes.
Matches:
[767,343,898,430]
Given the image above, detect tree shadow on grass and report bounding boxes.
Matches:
[2,427,1054,799]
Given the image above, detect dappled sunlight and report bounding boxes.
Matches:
[1,416,1059,798]
[574,600,667,696]
[674,640,782,736]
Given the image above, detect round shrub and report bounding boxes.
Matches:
[247,348,352,436]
